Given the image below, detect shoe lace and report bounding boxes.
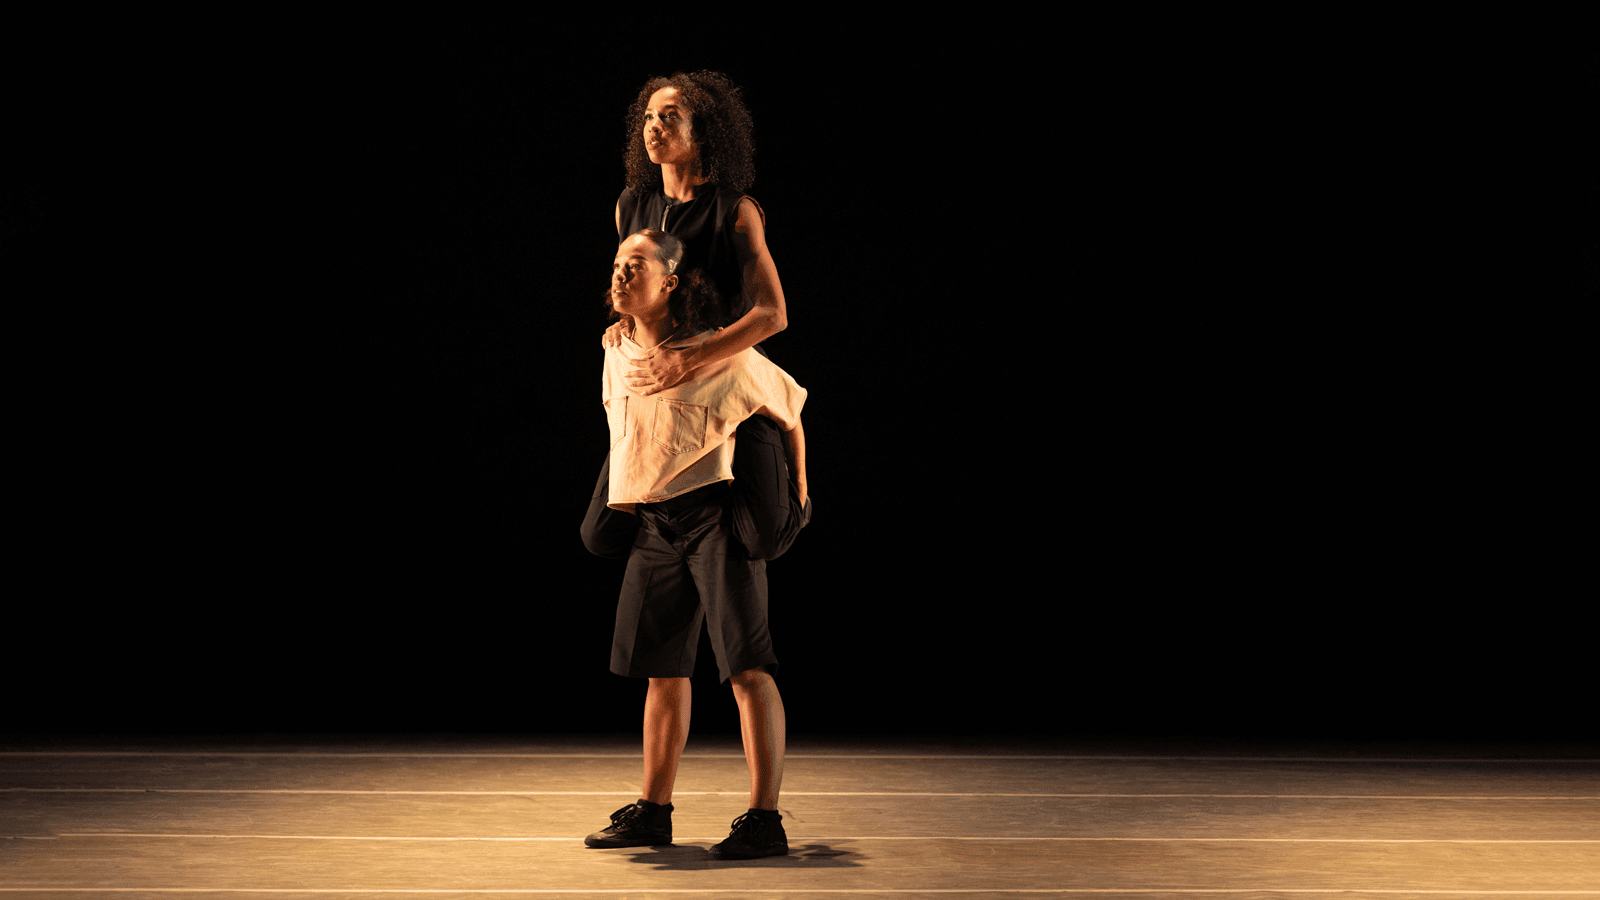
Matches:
[609,803,644,827]
[725,811,765,839]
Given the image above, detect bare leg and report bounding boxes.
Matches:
[642,677,691,805]
[729,668,786,810]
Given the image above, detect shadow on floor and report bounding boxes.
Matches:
[622,842,864,869]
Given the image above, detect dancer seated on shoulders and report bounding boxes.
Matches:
[581,70,808,564]
[584,228,806,861]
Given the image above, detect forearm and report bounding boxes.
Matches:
[678,303,785,371]
[782,417,807,506]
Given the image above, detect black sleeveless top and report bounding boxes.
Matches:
[617,184,760,329]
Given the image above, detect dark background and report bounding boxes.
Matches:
[6,19,1594,744]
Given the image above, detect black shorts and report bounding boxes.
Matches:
[609,482,778,683]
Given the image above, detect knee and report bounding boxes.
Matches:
[729,668,775,691]
[735,522,784,562]
[579,530,621,559]
[728,489,792,560]
[580,516,636,559]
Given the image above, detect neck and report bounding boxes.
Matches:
[632,310,680,350]
[660,161,706,202]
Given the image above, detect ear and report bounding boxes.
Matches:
[661,274,678,294]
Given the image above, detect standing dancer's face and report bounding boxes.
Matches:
[643,87,697,168]
[610,235,677,320]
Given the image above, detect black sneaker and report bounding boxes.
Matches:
[584,799,673,848]
[708,809,788,860]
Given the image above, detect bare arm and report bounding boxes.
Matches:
[626,198,788,393]
[782,416,807,509]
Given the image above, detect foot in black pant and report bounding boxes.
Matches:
[584,799,672,848]
[708,808,788,859]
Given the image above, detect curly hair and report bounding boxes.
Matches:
[622,71,756,194]
[605,229,724,340]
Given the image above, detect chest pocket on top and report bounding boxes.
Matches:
[652,399,708,456]
[604,395,628,449]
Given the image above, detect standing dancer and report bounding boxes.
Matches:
[584,229,806,860]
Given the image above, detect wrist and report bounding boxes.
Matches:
[677,342,706,371]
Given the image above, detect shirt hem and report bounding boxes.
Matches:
[608,476,734,510]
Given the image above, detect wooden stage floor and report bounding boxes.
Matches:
[1,733,1596,897]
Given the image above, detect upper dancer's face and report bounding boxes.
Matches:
[643,87,697,168]
[610,235,676,319]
